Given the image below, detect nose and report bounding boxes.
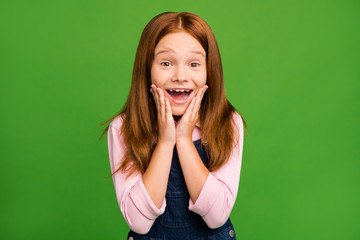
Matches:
[172,64,187,82]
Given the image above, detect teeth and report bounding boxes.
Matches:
[168,89,191,92]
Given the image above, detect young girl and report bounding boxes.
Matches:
[105,12,246,240]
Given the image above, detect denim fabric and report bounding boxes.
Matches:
[127,139,236,240]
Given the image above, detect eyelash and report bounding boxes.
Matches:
[190,62,200,67]
[160,61,172,67]
[160,62,200,67]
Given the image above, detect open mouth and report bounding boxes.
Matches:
[166,89,193,102]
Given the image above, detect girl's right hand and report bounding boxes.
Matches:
[150,84,176,147]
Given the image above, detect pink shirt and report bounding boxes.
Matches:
[107,112,244,234]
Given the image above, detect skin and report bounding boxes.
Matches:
[142,31,210,208]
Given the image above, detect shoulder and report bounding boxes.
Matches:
[109,114,125,130]
[232,111,244,130]
[231,111,245,144]
[107,114,127,160]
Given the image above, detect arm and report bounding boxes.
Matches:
[108,86,176,234]
[187,113,244,228]
[108,119,168,234]
[142,141,174,208]
[176,138,209,203]
[144,85,176,208]
[175,87,244,228]
[175,85,209,203]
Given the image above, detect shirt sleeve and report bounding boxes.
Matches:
[107,117,166,234]
[188,112,244,229]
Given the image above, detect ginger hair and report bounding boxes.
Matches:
[100,12,247,178]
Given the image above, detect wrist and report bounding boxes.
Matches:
[157,139,176,149]
[176,136,193,146]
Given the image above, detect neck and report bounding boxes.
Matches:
[173,115,182,121]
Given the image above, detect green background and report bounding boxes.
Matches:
[1,0,359,239]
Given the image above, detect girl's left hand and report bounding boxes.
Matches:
[176,85,208,142]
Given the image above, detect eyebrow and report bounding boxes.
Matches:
[154,49,205,57]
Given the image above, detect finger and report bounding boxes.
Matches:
[190,90,203,120]
[189,86,207,120]
[150,87,156,107]
[152,86,163,121]
[183,94,197,121]
[151,85,161,115]
[192,86,208,119]
[157,87,165,120]
[164,97,173,123]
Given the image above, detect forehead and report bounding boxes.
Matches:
[154,31,206,57]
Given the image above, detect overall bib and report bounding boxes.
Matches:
[127,139,236,240]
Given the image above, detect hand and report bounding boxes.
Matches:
[176,85,208,142]
[150,84,176,146]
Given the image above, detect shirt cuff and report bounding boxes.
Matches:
[129,177,166,220]
[188,172,219,216]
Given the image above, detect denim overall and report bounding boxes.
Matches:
[127,139,237,240]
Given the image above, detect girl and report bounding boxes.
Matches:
[104,12,246,240]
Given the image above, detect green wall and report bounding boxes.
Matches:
[1,0,359,239]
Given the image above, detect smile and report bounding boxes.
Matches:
[166,88,193,103]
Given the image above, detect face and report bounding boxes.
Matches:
[151,31,207,116]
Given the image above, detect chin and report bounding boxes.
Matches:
[171,107,186,117]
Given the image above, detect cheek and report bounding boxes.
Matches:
[198,70,207,86]
[150,67,158,84]
[151,67,169,85]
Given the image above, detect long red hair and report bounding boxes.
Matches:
[100,12,247,178]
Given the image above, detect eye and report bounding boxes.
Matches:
[160,61,171,67]
[190,62,200,67]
